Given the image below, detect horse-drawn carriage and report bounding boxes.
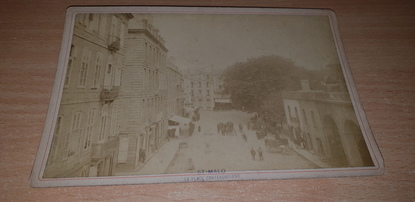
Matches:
[265,138,290,153]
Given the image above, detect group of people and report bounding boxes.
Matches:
[217,121,236,136]
[250,147,264,161]
[214,119,268,162]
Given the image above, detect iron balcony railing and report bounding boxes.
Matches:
[107,35,120,52]
[100,86,119,101]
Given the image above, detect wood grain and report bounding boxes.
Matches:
[1,0,414,201]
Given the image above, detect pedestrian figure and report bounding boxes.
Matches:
[189,122,195,136]
[250,147,256,161]
[242,134,247,142]
[139,149,146,163]
[205,143,210,154]
[258,147,264,161]
[198,125,201,133]
[138,149,143,163]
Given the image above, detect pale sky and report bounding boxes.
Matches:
[141,13,339,72]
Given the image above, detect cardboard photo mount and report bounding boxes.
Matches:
[30,6,383,187]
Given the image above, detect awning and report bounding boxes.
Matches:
[215,98,232,103]
[169,115,191,124]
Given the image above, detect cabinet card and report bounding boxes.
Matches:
[30,6,383,187]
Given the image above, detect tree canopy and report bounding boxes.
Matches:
[222,55,314,117]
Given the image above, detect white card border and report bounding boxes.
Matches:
[30,6,384,187]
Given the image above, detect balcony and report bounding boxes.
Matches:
[100,86,119,102]
[107,35,120,52]
[91,136,119,160]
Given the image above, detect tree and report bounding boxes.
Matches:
[222,55,311,119]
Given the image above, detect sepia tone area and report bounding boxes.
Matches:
[43,12,373,178]
[2,0,414,201]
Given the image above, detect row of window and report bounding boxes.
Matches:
[143,68,178,92]
[192,74,210,80]
[47,104,117,165]
[144,42,166,68]
[141,96,165,123]
[167,71,182,93]
[191,81,210,88]
[191,89,211,97]
[287,105,317,128]
[78,14,126,49]
[143,68,160,91]
[194,98,213,109]
[65,45,121,90]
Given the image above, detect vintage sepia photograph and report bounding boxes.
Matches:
[31,7,382,187]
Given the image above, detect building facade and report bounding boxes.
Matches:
[212,74,232,110]
[182,70,228,111]
[192,72,214,110]
[116,16,182,171]
[44,13,133,178]
[44,13,185,177]
[282,67,373,167]
[166,61,185,118]
[182,74,193,109]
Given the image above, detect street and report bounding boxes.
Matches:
[132,110,318,176]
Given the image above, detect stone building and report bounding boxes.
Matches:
[282,64,373,167]
[44,13,133,178]
[182,75,193,109]
[212,74,232,110]
[44,13,185,177]
[182,70,229,111]
[166,61,185,118]
[116,16,177,172]
[192,72,214,110]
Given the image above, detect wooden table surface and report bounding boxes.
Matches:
[1,0,414,201]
